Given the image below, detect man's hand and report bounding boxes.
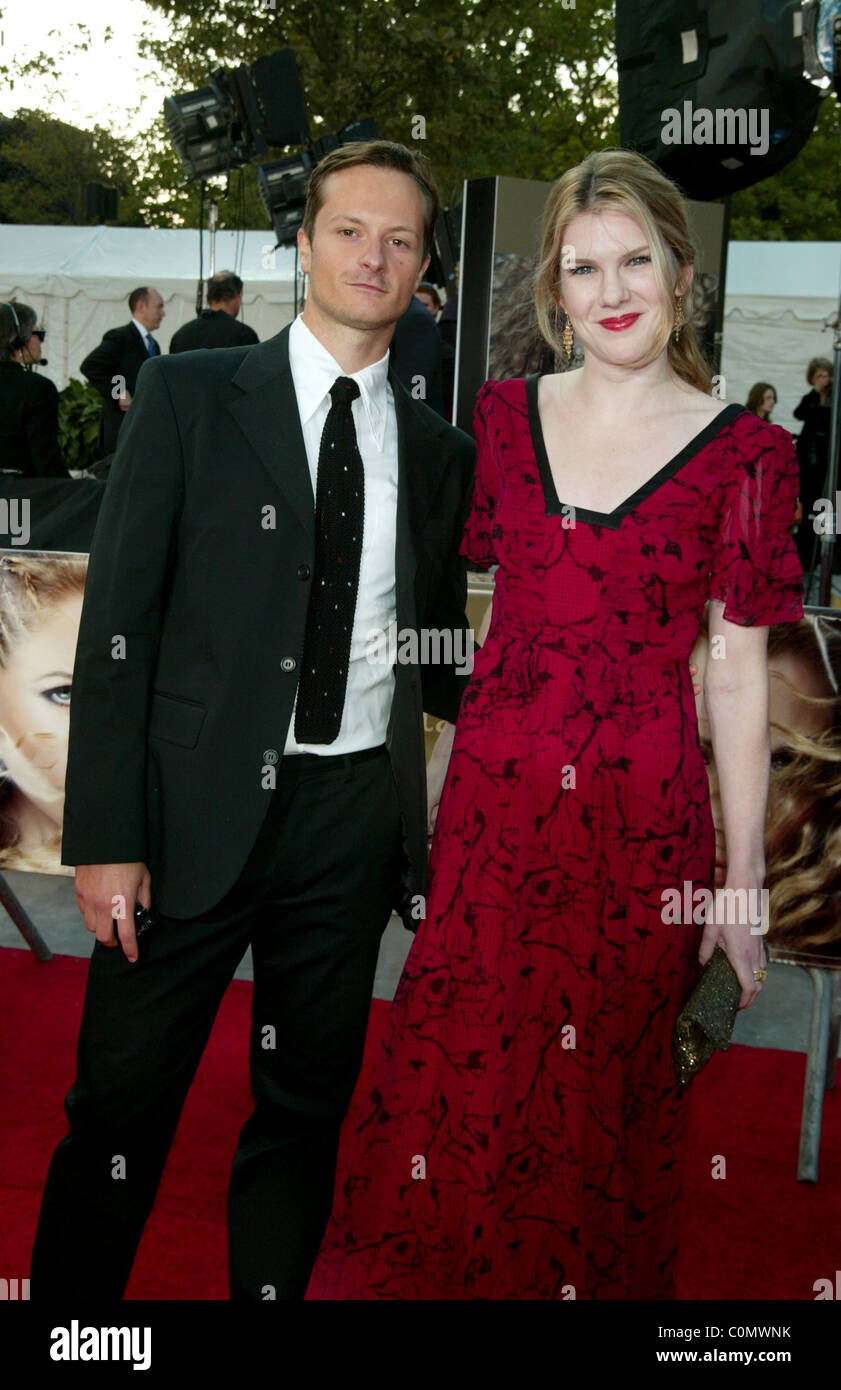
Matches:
[118,390,133,413]
[75,862,151,963]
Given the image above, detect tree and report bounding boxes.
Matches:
[137,0,618,222]
[0,111,146,226]
[728,97,841,241]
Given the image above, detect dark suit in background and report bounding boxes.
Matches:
[390,295,445,417]
[80,323,157,455]
[793,388,832,568]
[31,324,476,1300]
[0,362,70,476]
[169,307,259,354]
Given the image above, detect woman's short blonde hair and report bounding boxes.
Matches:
[534,148,712,392]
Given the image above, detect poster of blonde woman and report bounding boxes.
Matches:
[0,551,87,875]
[692,607,841,949]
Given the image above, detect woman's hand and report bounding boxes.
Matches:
[698,876,767,1009]
[427,721,456,837]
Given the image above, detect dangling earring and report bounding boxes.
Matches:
[673,295,685,342]
[563,313,574,359]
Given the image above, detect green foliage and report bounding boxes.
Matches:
[57,378,102,472]
[0,0,837,241]
[728,98,841,241]
[0,110,146,226]
[136,0,618,222]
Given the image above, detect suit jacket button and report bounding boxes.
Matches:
[297,564,311,580]
[281,656,297,672]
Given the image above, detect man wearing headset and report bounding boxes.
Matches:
[0,301,70,477]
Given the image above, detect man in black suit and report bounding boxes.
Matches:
[80,287,165,455]
[169,271,260,353]
[0,301,70,476]
[31,141,476,1301]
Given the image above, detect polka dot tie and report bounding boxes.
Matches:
[294,376,365,743]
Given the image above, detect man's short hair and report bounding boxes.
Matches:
[129,287,150,314]
[301,140,439,259]
[207,271,244,304]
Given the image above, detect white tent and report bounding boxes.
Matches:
[0,224,299,388]
[1,225,839,439]
[720,241,840,435]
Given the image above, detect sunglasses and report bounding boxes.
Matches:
[32,329,46,341]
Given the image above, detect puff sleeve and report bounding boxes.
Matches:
[459,380,500,570]
[709,419,804,626]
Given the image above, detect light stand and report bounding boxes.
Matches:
[207,199,219,280]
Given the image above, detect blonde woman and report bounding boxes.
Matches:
[311,149,804,1300]
[0,553,86,873]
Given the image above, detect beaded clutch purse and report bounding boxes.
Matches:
[672,946,742,1085]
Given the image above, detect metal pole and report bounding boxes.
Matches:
[817,295,841,607]
[0,872,52,961]
[208,200,219,280]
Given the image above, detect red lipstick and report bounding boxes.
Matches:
[599,314,640,331]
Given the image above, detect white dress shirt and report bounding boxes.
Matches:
[284,313,398,755]
[131,318,155,354]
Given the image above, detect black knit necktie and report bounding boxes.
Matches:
[294,376,365,743]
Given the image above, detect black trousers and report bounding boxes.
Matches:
[30,746,403,1301]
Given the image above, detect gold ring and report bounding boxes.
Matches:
[753,967,767,983]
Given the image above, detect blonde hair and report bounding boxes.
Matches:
[762,619,841,949]
[534,148,712,392]
[0,552,87,873]
[697,613,841,950]
[0,552,88,664]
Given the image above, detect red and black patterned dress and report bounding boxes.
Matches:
[308,376,804,1300]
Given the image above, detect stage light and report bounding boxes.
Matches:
[164,48,309,186]
[256,120,377,247]
[256,152,314,247]
[616,0,826,201]
[801,0,841,90]
[164,80,252,183]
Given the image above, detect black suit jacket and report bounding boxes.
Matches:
[0,362,70,476]
[390,297,445,417]
[169,309,259,354]
[61,325,476,921]
[80,323,157,455]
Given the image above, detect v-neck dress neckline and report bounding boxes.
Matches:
[524,372,746,531]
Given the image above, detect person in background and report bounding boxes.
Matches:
[0,301,69,478]
[80,287,165,455]
[793,357,832,571]
[437,275,458,421]
[414,282,442,319]
[169,271,259,353]
[746,381,777,421]
[438,267,458,353]
[390,291,445,416]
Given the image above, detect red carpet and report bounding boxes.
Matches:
[1,944,837,1300]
